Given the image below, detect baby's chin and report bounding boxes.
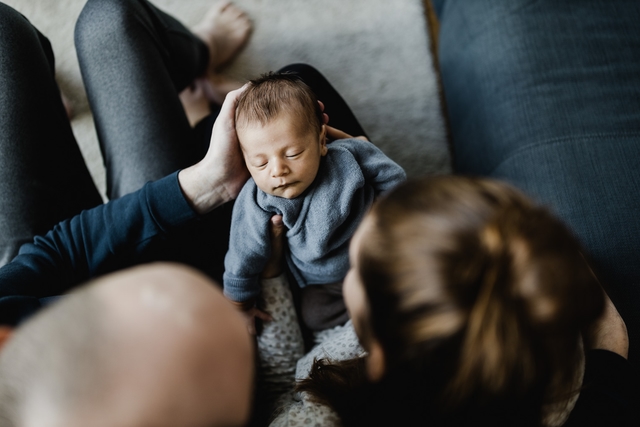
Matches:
[258,182,307,199]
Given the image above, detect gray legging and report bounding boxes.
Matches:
[75,0,213,200]
[0,4,101,266]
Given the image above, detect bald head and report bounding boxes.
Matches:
[0,263,254,427]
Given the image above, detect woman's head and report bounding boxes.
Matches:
[343,176,604,411]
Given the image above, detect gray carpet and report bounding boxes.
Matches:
[4,0,449,199]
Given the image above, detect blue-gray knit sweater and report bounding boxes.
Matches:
[223,138,406,302]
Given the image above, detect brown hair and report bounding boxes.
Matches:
[298,176,604,426]
[235,72,323,135]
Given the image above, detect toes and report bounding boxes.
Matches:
[217,1,232,13]
[220,2,240,17]
[194,1,252,72]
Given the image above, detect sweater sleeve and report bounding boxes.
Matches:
[223,181,273,302]
[335,139,406,195]
[564,349,640,426]
[0,172,197,324]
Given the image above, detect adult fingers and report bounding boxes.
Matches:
[318,100,329,125]
[326,125,368,141]
[261,215,285,279]
[325,125,353,140]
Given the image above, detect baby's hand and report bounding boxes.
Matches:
[229,299,273,335]
[243,306,273,335]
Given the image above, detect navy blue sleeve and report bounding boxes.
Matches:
[564,349,640,426]
[0,172,197,324]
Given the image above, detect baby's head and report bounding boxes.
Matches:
[236,73,327,199]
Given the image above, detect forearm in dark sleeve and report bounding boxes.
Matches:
[0,172,197,300]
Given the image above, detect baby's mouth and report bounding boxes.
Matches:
[275,182,293,190]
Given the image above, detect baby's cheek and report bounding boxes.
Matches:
[256,181,273,194]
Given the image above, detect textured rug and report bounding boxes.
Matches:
[4,0,449,199]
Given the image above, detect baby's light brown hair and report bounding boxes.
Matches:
[235,72,324,135]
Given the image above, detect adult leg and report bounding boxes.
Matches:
[0,3,102,267]
[75,0,249,283]
[278,64,369,139]
[75,0,221,199]
[433,0,640,361]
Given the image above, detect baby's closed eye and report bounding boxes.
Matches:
[286,150,303,159]
[251,160,268,168]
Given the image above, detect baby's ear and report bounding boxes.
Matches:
[319,125,328,156]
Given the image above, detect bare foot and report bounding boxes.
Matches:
[204,74,244,104]
[179,75,244,126]
[193,1,252,73]
[179,79,213,127]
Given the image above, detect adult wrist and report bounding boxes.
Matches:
[178,163,230,215]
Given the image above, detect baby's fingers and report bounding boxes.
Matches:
[253,307,273,323]
[251,307,272,336]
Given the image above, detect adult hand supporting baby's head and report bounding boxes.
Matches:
[178,85,250,215]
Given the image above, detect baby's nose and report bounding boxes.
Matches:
[271,159,289,176]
